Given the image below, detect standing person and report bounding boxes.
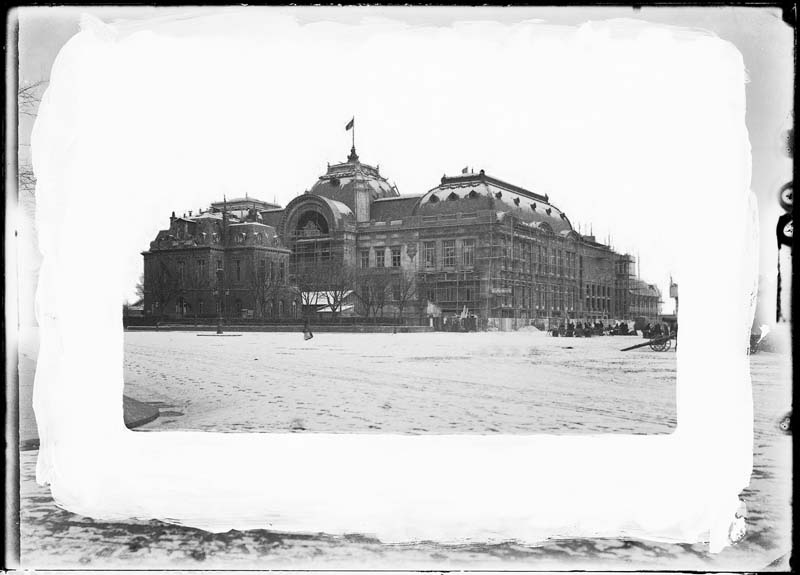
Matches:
[303,317,313,340]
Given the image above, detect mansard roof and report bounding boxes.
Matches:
[414,170,573,233]
[370,195,423,221]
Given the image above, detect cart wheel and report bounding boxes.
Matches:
[663,338,672,352]
[650,341,667,352]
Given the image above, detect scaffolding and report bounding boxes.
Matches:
[472,214,582,325]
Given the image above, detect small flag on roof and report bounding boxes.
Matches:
[462,166,469,174]
[345,117,354,131]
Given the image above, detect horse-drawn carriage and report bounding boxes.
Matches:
[621,332,677,352]
[624,328,764,354]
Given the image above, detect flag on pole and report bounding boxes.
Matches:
[462,166,469,174]
[345,117,354,131]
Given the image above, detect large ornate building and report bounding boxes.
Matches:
[142,145,661,324]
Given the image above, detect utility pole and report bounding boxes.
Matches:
[215,268,224,334]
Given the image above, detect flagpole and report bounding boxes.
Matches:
[352,116,355,150]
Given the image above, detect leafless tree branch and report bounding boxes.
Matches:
[18,80,47,117]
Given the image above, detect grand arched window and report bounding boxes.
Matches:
[296,210,329,237]
[292,208,333,268]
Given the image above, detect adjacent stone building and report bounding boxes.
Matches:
[143,146,662,324]
[142,197,294,320]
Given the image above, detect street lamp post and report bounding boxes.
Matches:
[215,268,224,334]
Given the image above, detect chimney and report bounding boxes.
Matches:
[170,211,176,223]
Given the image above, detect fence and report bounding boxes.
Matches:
[123,314,430,330]
[126,323,434,334]
[125,314,553,332]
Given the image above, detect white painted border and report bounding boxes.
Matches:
[31,11,755,554]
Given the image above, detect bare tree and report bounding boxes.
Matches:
[415,274,438,315]
[244,260,281,319]
[150,260,180,318]
[18,164,36,195]
[392,269,418,321]
[351,271,372,319]
[290,263,323,318]
[319,262,355,319]
[18,81,47,196]
[18,80,46,117]
[353,267,390,319]
[134,273,145,305]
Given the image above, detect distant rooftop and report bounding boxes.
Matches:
[210,197,281,211]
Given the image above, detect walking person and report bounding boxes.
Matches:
[303,317,314,340]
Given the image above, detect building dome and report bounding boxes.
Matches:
[414,170,573,234]
[308,146,399,205]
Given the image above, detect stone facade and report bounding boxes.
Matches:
[142,201,294,320]
[143,148,662,324]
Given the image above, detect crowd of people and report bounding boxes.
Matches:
[422,314,676,337]
[434,314,480,332]
[642,321,674,339]
[549,319,674,338]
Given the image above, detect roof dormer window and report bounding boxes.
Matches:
[447,192,459,201]
[495,191,502,199]
[468,190,479,199]
[546,208,552,215]
[531,203,537,211]
[513,197,520,206]
[429,195,440,203]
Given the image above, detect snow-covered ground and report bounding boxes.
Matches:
[17,330,791,569]
[124,331,677,434]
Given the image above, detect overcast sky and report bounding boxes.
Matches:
[15,7,794,314]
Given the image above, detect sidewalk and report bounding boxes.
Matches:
[18,327,159,451]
